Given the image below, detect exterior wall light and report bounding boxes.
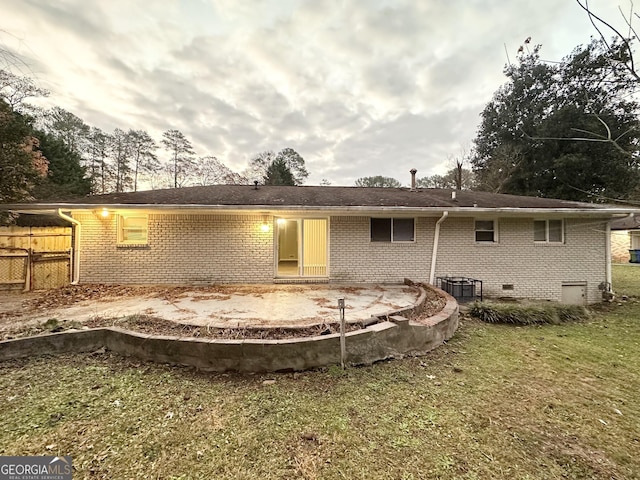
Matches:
[261,222,270,233]
[100,208,110,218]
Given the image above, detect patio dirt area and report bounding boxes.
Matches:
[0,283,435,339]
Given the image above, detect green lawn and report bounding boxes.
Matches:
[1,266,639,479]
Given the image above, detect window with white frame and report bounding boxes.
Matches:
[370,218,415,242]
[534,219,564,243]
[118,215,148,244]
[474,219,496,242]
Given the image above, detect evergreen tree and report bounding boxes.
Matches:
[0,100,42,205]
[246,148,309,186]
[473,39,640,201]
[32,131,91,200]
[265,157,296,185]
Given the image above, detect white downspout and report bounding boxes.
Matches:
[57,209,80,285]
[429,211,448,285]
[605,219,612,288]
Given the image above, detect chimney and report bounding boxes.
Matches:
[410,168,417,191]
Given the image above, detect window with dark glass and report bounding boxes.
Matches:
[534,219,564,243]
[370,218,415,242]
[474,220,496,242]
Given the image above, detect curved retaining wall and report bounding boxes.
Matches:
[0,288,459,372]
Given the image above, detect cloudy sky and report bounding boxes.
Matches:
[0,0,628,186]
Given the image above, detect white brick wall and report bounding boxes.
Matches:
[329,216,433,283]
[436,217,607,303]
[74,212,609,303]
[329,215,608,303]
[76,213,273,284]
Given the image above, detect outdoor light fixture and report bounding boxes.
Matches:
[261,222,270,233]
[100,208,109,218]
[277,218,286,225]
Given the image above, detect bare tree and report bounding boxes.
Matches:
[109,128,133,192]
[242,150,275,183]
[354,176,402,187]
[0,30,48,114]
[87,127,111,194]
[243,148,309,186]
[161,129,195,188]
[192,156,245,185]
[128,130,158,192]
[418,146,476,190]
[576,0,640,82]
[45,107,90,154]
[0,69,48,111]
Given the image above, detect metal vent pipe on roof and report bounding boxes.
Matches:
[410,168,417,191]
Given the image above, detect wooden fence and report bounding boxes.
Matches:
[0,226,72,291]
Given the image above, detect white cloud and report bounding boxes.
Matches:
[1,0,628,186]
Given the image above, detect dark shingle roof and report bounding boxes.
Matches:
[611,213,640,230]
[4,185,637,216]
[34,184,621,210]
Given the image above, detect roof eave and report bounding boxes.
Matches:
[2,203,638,217]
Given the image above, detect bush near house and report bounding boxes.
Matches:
[469,302,590,325]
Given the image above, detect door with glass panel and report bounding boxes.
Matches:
[276,218,327,277]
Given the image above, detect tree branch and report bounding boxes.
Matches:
[520,111,634,156]
[576,0,640,82]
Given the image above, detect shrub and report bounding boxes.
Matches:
[469,302,589,325]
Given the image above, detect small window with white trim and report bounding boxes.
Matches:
[370,218,415,242]
[534,219,564,243]
[475,220,496,242]
[118,215,148,245]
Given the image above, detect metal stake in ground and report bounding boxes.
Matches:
[338,297,346,369]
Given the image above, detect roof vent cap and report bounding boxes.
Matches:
[410,168,417,191]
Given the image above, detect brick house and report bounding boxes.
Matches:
[4,183,636,304]
[610,213,640,263]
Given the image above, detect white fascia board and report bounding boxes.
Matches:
[3,203,640,217]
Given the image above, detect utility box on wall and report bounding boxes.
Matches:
[436,276,483,303]
[561,283,586,305]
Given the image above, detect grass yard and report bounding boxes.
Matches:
[1,266,639,479]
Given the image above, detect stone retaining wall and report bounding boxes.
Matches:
[0,288,459,372]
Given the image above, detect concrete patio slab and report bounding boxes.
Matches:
[1,284,421,328]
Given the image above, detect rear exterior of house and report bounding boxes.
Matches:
[3,184,632,304]
[74,210,607,304]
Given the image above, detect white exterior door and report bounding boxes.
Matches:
[276,218,328,277]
